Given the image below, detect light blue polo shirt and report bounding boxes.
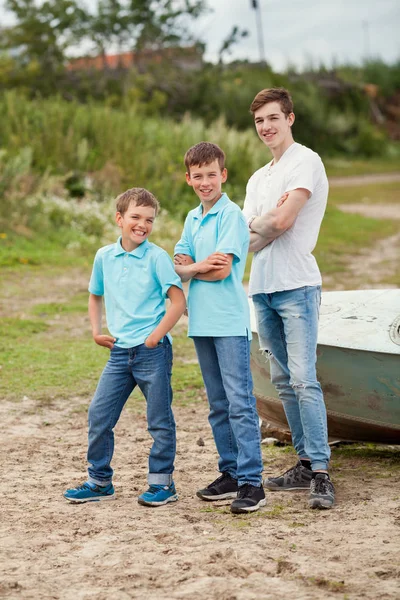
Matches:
[174,193,251,339]
[89,237,183,348]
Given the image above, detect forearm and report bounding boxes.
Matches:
[250,210,286,242]
[147,288,186,344]
[88,294,103,336]
[174,263,200,282]
[194,267,230,281]
[249,231,270,253]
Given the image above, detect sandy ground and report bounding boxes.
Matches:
[1,393,400,600]
[1,189,400,600]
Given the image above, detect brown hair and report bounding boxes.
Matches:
[250,87,294,117]
[184,141,225,172]
[115,187,160,216]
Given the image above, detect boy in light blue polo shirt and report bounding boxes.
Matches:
[64,188,186,506]
[174,142,266,514]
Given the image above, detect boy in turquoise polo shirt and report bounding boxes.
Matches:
[64,188,186,506]
[174,142,266,514]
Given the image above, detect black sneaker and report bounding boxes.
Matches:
[196,472,238,501]
[230,484,267,514]
[264,461,312,491]
[309,473,335,509]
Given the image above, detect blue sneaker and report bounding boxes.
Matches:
[64,481,115,503]
[138,483,178,507]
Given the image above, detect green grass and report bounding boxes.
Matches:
[0,309,204,405]
[328,181,400,205]
[315,204,397,274]
[31,293,89,316]
[0,228,97,269]
[325,157,400,178]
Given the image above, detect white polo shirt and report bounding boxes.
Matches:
[243,142,328,296]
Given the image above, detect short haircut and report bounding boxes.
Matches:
[250,87,294,117]
[184,141,225,172]
[115,187,160,216]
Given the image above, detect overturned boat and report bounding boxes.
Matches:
[249,289,400,444]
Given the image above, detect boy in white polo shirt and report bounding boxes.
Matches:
[64,187,186,506]
[243,87,335,509]
[174,142,266,514]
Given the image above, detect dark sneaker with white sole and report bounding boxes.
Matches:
[196,472,238,501]
[309,473,335,509]
[264,461,312,491]
[230,484,267,514]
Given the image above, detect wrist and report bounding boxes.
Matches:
[247,215,257,231]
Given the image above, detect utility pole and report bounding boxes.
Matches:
[362,20,370,61]
[251,0,266,64]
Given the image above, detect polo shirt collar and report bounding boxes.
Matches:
[194,193,229,220]
[114,237,150,258]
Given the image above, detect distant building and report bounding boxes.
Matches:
[66,46,203,72]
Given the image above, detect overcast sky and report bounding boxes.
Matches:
[198,0,400,70]
[1,0,399,71]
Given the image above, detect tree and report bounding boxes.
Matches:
[2,0,87,94]
[82,0,207,60]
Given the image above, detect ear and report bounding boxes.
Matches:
[115,212,123,228]
[185,172,193,187]
[221,168,228,183]
[288,112,295,126]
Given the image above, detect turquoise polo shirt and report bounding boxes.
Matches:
[89,237,183,348]
[174,193,251,339]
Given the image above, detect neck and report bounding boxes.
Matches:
[120,237,141,253]
[201,193,223,216]
[271,136,295,164]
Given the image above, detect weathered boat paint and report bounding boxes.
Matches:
[249,289,400,443]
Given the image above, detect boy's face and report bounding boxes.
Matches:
[254,101,294,150]
[186,159,227,207]
[116,201,156,252]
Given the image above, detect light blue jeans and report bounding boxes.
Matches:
[87,339,175,486]
[252,286,330,471]
[193,336,263,486]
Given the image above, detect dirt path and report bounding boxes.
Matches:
[329,172,400,186]
[323,199,400,290]
[1,394,399,600]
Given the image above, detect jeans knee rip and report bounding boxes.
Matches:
[259,348,273,361]
[291,382,308,389]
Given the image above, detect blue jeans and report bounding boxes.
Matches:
[252,287,330,471]
[193,336,263,486]
[87,338,175,486]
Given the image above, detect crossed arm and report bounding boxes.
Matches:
[248,188,311,252]
[174,252,233,282]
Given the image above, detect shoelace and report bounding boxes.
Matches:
[210,473,229,487]
[313,476,330,494]
[237,484,252,499]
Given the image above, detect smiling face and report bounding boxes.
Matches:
[186,159,227,210]
[116,201,156,252]
[254,101,295,157]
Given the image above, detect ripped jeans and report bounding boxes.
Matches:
[252,287,330,471]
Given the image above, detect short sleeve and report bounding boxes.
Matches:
[216,208,249,262]
[88,250,104,296]
[174,215,194,257]
[242,174,258,221]
[284,156,318,196]
[155,251,183,297]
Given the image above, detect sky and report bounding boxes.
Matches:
[197,0,400,70]
[1,0,399,71]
